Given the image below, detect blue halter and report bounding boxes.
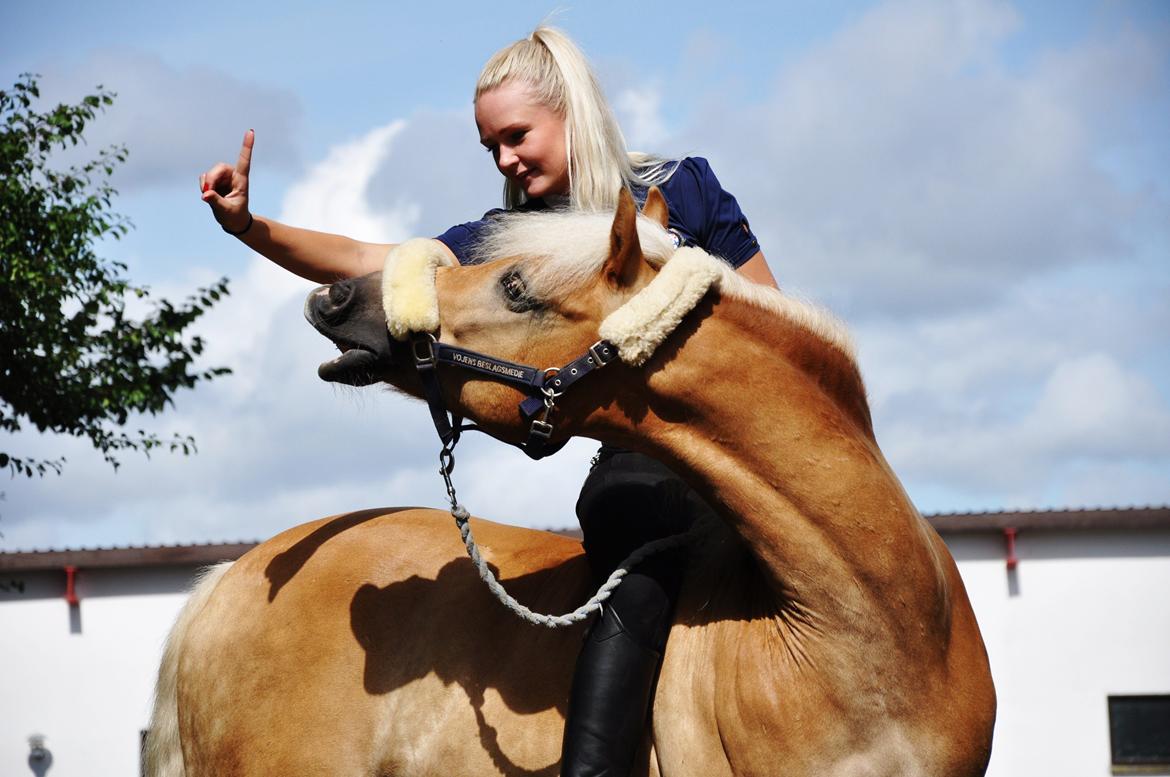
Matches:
[410,334,619,462]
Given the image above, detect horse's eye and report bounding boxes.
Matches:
[500,269,543,313]
[501,270,525,301]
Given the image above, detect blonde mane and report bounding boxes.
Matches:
[470,210,857,362]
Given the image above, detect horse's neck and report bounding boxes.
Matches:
[632,296,946,627]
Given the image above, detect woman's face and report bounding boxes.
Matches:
[475,80,570,199]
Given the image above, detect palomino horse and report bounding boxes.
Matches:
[146,190,995,776]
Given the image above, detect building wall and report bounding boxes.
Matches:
[947,529,1170,777]
[1,566,194,777]
[1,530,1169,776]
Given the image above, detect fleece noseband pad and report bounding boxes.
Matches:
[382,238,456,341]
[599,246,722,366]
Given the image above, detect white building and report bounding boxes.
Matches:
[2,508,1168,776]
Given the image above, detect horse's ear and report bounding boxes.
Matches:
[604,188,643,289]
[642,186,669,229]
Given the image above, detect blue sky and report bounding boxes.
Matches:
[2,0,1168,550]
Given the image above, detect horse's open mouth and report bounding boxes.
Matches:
[304,280,397,387]
[318,342,383,385]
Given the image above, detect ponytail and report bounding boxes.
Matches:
[476,26,674,210]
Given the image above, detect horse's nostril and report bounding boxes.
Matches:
[328,280,355,308]
[313,280,357,324]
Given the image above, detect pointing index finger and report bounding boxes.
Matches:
[237,129,254,177]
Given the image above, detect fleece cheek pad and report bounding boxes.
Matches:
[382,239,457,340]
[598,246,722,366]
[381,237,722,366]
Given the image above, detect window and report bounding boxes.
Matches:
[1109,695,1170,775]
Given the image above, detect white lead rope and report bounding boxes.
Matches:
[440,449,699,629]
[382,239,727,627]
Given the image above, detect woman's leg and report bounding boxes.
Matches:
[560,450,701,777]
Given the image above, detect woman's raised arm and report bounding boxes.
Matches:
[199,130,394,284]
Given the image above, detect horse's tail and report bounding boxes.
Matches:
[143,561,234,777]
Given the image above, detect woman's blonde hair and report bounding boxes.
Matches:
[476,26,674,211]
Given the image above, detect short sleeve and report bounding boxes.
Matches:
[435,208,507,266]
[658,157,760,268]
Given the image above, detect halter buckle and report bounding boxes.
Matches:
[588,340,616,367]
[412,334,436,367]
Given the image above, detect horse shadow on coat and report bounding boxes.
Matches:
[255,465,781,774]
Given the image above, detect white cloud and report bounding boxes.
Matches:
[5,0,1169,552]
[1,113,586,552]
[850,267,1170,509]
[147,120,418,400]
[450,437,597,529]
[615,84,669,150]
[37,49,302,193]
[675,0,1166,317]
[279,121,415,241]
[362,108,503,237]
[638,0,1170,512]
[1024,354,1170,457]
[877,350,1170,501]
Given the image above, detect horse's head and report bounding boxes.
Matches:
[304,188,725,446]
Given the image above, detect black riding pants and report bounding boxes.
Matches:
[574,448,710,649]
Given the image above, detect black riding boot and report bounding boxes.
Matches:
[560,568,675,777]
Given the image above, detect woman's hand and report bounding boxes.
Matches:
[200,129,253,233]
[193,128,402,281]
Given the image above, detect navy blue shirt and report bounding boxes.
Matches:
[435,157,760,268]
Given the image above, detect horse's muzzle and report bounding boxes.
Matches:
[304,274,400,386]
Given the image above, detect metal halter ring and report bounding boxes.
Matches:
[542,367,566,398]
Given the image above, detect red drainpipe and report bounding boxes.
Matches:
[1003,528,1019,571]
[64,565,79,605]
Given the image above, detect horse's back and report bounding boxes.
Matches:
[177,507,593,776]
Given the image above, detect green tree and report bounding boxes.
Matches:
[0,74,230,477]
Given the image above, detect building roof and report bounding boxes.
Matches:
[0,542,257,572]
[1,506,1167,572]
[928,506,1170,532]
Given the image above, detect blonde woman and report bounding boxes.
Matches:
[200,26,776,776]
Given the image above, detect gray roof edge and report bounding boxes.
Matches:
[2,506,1168,571]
